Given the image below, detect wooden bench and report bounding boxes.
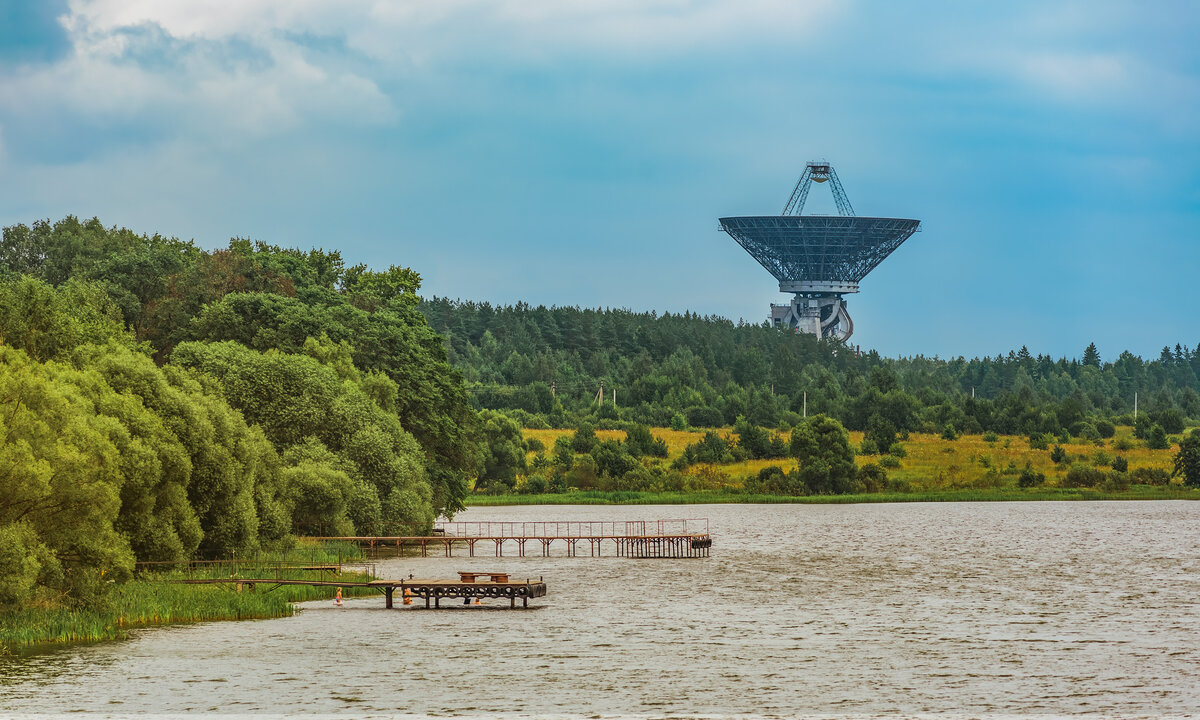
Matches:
[457,571,509,583]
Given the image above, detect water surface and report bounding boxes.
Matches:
[3,501,1198,718]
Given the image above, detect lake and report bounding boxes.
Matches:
[3,501,1199,718]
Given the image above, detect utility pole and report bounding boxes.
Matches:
[803,390,807,418]
[551,381,556,398]
[612,388,616,407]
[1134,391,1138,420]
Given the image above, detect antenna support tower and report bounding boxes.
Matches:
[719,160,919,342]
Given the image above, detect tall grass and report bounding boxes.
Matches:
[1,541,379,655]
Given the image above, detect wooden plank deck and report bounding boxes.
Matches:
[174,576,549,609]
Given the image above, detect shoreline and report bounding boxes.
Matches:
[466,485,1200,506]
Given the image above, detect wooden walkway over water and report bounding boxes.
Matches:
[305,519,712,558]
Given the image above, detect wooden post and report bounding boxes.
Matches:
[385,586,394,609]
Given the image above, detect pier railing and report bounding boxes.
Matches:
[431,518,709,538]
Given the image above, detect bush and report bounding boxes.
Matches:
[1028,433,1049,450]
[524,437,545,454]
[571,422,598,453]
[1017,466,1045,488]
[887,443,907,458]
[1111,456,1128,473]
[1131,467,1171,486]
[1113,436,1135,451]
[1100,472,1130,492]
[1154,408,1186,435]
[885,477,911,493]
[1095,420,1116,439]
[858,438,879,455]
[879,455,901,468]
[1050,445,1067,464]
[1062,463,1107,488]
[857,463,888,493]
[1146,424,1170,450]
[1092,450,1114,467]
[669,413,687,431]
[523,474,548,494]
[983,431,999,443]
[941,423,959,441]
[1072,422,1101,441]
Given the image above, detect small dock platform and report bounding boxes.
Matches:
[175,572,548,609]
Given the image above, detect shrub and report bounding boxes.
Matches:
[1092,450,1114,467]
[1113,436,1135,451]
[1146,424,1170,450]
[1095,420,1116,439]
[887,443,907,458]
[523,474,548,494]
[859,438,879,455]
[1132,467,1171,486]
[524,437,545,453]
[885,477,911,493]
[857,463,888,493]
[1062,463,1107,488]
[571,422,598,453]
[1111,456,1128,473]
[941,423,959,441]
[1028,433,1049,450]
[1154,408,1186,435]
[1072,422,1101,441]
[1050,445,1067,464]
[983,431,999,443]
[1018,466,1045,488]
[669,413,687,431]
[879,455,901,468]
[1100,472,1130,492]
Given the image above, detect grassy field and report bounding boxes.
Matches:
[0,541,377,655]
[509,425,1190,501]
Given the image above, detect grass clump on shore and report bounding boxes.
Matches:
[0,541,376,655]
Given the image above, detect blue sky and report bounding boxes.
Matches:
[1,1,1197,361]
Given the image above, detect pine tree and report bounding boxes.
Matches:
[1082,342,1101,368]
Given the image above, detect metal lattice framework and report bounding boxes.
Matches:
[783,161,855,216]
[718,215,920,284]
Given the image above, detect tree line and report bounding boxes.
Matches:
[421,298,1199,442]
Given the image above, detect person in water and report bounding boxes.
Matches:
[335,587,343,607]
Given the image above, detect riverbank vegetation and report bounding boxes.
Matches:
[0,542,375,654]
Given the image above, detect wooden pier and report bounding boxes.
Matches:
[176,572,548,609]
[305,519,712,559]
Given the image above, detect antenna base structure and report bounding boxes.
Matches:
[719,160,919,342]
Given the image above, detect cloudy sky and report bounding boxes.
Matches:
[1,1,1197,360]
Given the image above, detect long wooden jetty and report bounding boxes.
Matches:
[177,572,548,609]
[305,518,712,559]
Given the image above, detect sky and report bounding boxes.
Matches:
[0,0,1197,361]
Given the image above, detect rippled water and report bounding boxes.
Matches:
[3,501,1199,718]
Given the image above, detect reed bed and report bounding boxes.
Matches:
[1,541,378,655]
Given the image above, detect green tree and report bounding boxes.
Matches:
[789,414,857,494]
[476,411,526,491]
[1174,429,1200,488]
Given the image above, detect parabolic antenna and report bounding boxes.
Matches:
[719,161,919,341]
